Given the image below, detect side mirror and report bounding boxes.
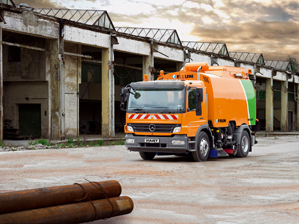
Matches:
[134,92,141,99]
[196,88,203,103]
[120,102,126,111]
[196,88,203,116]
[121,87,130,103]
[120,87,130,112]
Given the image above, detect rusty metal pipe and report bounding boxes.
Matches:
[0,196,134,224]
[0,180,121,214]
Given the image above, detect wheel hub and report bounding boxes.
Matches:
[200,138,209,156]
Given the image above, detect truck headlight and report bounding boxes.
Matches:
[127,125,134,132]
[126,139,135,144]
[172,140,185,145]
[173,127,181,133]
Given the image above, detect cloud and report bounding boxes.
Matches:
[13,0,59,8]
[11,0,299,61]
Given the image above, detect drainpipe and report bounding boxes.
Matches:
[59,21,65,140]
[149,39,154,80]
[183,48,191,67]
[253,64,257,87]
[0,27,2,141]
[109,33,118,137]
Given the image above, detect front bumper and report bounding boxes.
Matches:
[125,134,194,153]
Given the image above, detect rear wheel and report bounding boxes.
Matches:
[139,152,156,160]
[192,132,210,162]
[236,130,250,158]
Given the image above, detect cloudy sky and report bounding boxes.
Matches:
[14,0,299,62]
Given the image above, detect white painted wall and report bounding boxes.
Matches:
[153,45,184,62]
[3,11,59,38]
[190,53,211,64]
[218,58,235,67]
[259,67,272,79]
[274,71,286,82]
[64,26,110,48]
[114,37,150,55]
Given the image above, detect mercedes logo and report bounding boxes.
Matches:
[149,124,156,132]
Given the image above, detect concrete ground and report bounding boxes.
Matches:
[0,136,299,223]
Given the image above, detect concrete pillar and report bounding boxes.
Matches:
[0,26,3,141]
[265,76,273,132]
[46,39,61,140]
[297,84,299,131]
[101,46,115,137]
[142,55,154,81]
[64,44,81,138]
[281,78,288,131]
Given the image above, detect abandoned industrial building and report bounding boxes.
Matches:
[0,0,298,141]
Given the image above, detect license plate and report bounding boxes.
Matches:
[144,139,159,143]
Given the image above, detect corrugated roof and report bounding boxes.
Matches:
[182,41,229,56]
[116,27,182,46]
[229,52,265,65]
[265,60,292,72]
[34,9,115,30]
[0,0,15,7]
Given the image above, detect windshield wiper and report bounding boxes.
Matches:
[151,106,176,114]
[132,108,148,113]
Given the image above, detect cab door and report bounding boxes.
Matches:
[184,87,207,137]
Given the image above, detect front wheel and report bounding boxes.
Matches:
[236,130,250,158]
[192,132,210,162]
[139,152,156,160]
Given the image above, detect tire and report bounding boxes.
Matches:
[236,130,250,158]
[139,152,156,160]
[192,132,210,162]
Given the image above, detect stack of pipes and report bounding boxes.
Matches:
[0,180,133,223]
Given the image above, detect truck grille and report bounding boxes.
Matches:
[128,123,180,133]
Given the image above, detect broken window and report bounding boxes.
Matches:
[8,46,21,62]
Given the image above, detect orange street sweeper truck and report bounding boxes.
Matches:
[120,62,259,162]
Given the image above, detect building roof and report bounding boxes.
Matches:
[182,41,229,57]
[116,27,182,46]
[34,9,115,30]
[0,0,15,7]
[265,60,293,72]
[229,52,265,65]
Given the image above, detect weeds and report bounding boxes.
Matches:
[67,138,74,144]
[2,137,125,151]
[0,141,5,148]
[97,140,104,146]
[29,139,49,146]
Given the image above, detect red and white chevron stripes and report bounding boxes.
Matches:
[128,114,178,120]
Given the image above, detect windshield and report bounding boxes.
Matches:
[127,88,186,113]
